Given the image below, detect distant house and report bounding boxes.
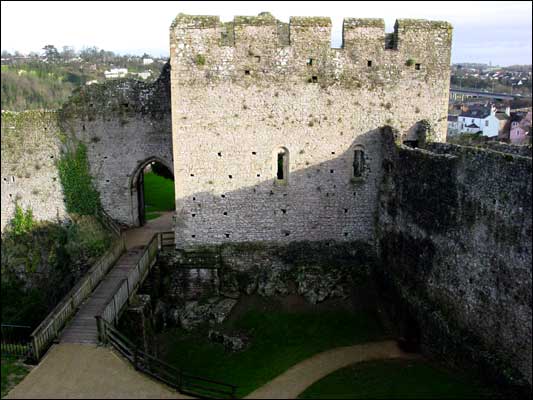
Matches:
[457,105,505,137]
[447,115,460,136]
[143,58,154,65]
[495,110,510,140]
[104,68,128,79]
[464,122,481,134]
[136,71,152,80]
[510,111,532,144]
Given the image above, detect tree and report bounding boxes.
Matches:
[43,44,60,62]
[79,46,98,62]
[61,46,76,61]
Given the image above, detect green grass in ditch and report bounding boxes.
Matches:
[298,358,498,399]
[1,357,30,398]
[143,172,175,220]
[158,309,386,397]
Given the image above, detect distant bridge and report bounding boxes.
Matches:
[449,88,530,101]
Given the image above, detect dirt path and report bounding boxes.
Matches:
[246,340,420,399]
[123,211,173,249]
[4,343,189,399]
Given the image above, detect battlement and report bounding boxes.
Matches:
[170,12,451,50]
[170,13,452,85]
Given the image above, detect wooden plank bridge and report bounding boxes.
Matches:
[30,227,174,359]
[60,247,145,344]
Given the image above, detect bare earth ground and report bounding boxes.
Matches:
[6,341,414,399]
[5,213,414,399]
[246,340,419,399]
[123,211,173,249]
[4,343,190,399]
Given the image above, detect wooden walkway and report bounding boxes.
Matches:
[60,247,145,344]
[59,212,174,344]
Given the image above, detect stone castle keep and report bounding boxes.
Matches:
[169,13,451,248]
[0,12,531,392]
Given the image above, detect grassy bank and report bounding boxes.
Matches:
[299,358,498,399]
[156,306,386,397]
[1,358,30,398]
[143,171,175,220]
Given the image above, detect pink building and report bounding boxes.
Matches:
[510,111,532,144]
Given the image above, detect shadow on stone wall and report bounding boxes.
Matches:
[376,141,532,394]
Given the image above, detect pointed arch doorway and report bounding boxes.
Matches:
[131,157,175,226]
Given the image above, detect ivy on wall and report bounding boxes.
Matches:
[10,202,35,236]
[57,142,101,215]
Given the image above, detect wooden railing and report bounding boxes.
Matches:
[94,230,236,398]
[29,236,126,362]
[96,317,236,399]
[160,231,175,249]
[98,231,174,325]
[99,233,159,325]
[1,324,32,360]
[96,206,122,237]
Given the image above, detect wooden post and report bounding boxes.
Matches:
[113,296,118,325]
[126,278,131,307]
[177,371,183,392]
[31,335,40,362]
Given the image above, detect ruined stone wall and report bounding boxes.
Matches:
[144,239,378,331]
[1,111,67,232]
[60,65,173,226]
[170,13,452,248]
[1,66,173,229]
[377,141,532,388]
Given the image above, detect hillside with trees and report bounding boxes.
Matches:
[1,45,166,111]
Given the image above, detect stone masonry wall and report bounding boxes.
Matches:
[377,140,532,388]
[170,13,452,248]
[60,64,173,226]
[1,110,67,232]
[1,65,173,230]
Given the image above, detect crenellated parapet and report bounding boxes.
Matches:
[169,12,452,86]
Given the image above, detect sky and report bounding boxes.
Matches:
[1,1,532,66]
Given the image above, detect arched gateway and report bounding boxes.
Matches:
[129,157,174,226]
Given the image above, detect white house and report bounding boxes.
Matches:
[143,58,154,65]
[136,71,152,80]
[457,105,501,137]
[104,68,128,79]
[447,115,460,136]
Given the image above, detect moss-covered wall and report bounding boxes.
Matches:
[157,239,377,305]
[1,110,68,231]
[377,140,532,390]
[1,64,173,230]
[59,63,173,226]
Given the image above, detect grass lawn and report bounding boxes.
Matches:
[298,359,498,399]
[143,171,175,220]
[1,358,30,398]
[156,307,386,398]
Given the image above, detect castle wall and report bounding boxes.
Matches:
[1,66,173,230]
[60,65,173,226]
[170,13,452,248]
[1,111,67,231]
[377,141,532,387]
